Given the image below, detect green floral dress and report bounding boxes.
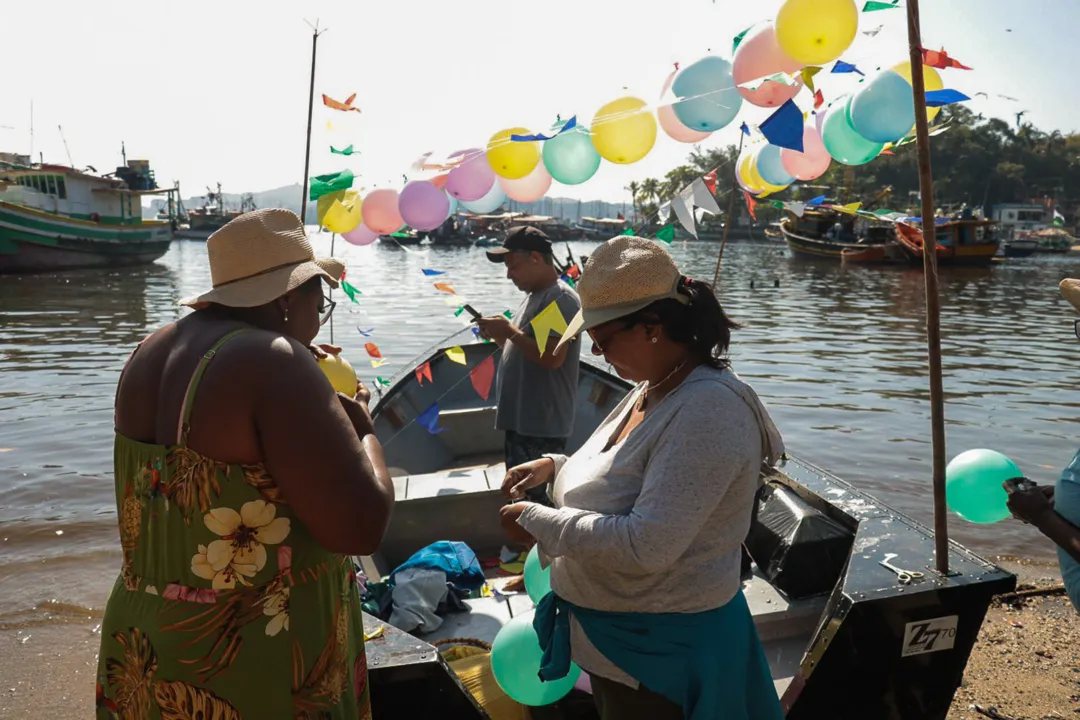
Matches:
[97,330,372,719]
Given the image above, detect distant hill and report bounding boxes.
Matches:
[146,184,631,225]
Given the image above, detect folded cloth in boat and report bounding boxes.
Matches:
[389,568,449,634]
[534,591,784,720]
[390,540,486,591]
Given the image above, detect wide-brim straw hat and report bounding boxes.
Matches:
[555,235,689,353]
[1061,279,1080,313]
[180,208,344,309]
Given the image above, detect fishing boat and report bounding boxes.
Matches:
[576,216,628,240]
[893,218,1000,267]
[174,184,256,240]
[360,341,1015,719]
[0,153,175,273]
[380,229,426,246]
[1001,236,1038,258]
[780,208,892,260]
[1029,228,1074,254]
[841,241,907,265]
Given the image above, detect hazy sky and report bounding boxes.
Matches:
[2,0,1070,206]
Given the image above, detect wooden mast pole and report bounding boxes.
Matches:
[299,21,323,225]
[905,0,950,575]
[712,133,745,289]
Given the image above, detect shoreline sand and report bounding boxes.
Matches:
[3,561,1076,719]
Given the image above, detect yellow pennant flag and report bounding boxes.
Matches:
[445,346,467,365]
[836,201,862,215]
[530,300,568,354]
[443,295,465,306]
[370,359,387,368]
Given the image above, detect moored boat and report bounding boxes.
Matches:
[780,207,893,259]
[1029,228,1074,254]
[0,153,174,273]
[841,241,906,264]
[1001,236,1038,258]
[361,340,1015,719]
[894,218,1000,266]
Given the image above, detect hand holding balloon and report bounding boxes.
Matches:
[1004,479,1055,526]
[945,449,1022,524]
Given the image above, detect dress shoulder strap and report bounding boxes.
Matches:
[177,328,250,446]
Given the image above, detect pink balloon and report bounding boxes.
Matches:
[733,23,804,108]
[780,126,832,181]
[399,181,450,231]
[498,162,552,203]
[445,148,496,201]
[574,673,593,695]
[658,104,711,143]
[342,224,379,246]
[361,189,404,234]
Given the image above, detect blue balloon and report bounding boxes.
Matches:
[848,70,916,144]
[460,181,506,214]
[543,127,601,185]
[672,56,744,132]
[756,144,794,186]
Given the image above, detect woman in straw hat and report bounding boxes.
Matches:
[97,209,392,719]
[498,235,785,719]
[1007,278,1080,614]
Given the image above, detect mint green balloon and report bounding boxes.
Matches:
[821,96,884,166]
[491,612,581,706]
[945,449,1020,524]
[524,546,552,604]
[542,126,601,186]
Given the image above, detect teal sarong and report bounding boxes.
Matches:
[534,591,784,720]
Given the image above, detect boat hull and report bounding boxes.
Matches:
[781,222,867,259]
[894,222,999,267]
[0,201,172,273]
[1002,240,1038,258]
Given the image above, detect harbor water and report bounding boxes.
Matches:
[1,234,1078,629]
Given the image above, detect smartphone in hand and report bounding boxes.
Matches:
[462,304,482,321]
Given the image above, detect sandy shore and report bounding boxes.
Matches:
[4,561,1077,719]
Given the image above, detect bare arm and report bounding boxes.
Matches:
[255,337,393,555]
[507,329,571,370]
[1033,511,1080,566]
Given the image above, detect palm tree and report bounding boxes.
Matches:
[625,181,641,220]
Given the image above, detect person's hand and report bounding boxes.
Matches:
[1005,480,1055,526]
[309,343,342,360]
[354,379,372,406]
[338,391,375,438]
[502,457,556,500]
[476,316,518,344]
[500,503,535,544]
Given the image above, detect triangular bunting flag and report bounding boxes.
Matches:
[357,327,374,337]
[835,202,862,215]
[417,402,446,434]
[371,359,387,368]
[434,282,456,294]
[862,1,899,11]
[831,60,865,76]
[330,144,357,156]
[445,346,467,365]
[375,376,391,387]
[800,67,822,93]
[703,170,718,195]
[808,195,826,205]
[415,362,433,385]
[690,178,722,215]
[924,89,970,107]
[759,100,805,153]
[657,202,671,224]
[814,89,825,109]
[671,193,697,239]
[510,116,578,142]
[309,169,355,201]
[732,25,752,54]
[322,93,361,112]
[364,342,382,359]
[422,268,446,276]
[921,48,972,71]
[530,300,569,354]
[341,279,362,304]
[620,227,634,236]
[655,224,675,244]
[469,355,495,401]
[785,202,807,217]
[743,191,757,221]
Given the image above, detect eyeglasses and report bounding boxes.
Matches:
[319,292,337,327]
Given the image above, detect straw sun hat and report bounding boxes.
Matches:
[1062,279,1080,314]
[180,208,344,309]
[555,235,690,353]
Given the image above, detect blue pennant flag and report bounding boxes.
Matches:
[808,195,826,205]
[924,89,970,108]
[831,60,865,76]
[357,327,374,337]
[421,268,446,276]
[759,100,804,152]
[511,116,578,142]
[417,402,446,435]
[740,122,751,136]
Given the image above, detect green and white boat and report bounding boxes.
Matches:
[0,153,175,273]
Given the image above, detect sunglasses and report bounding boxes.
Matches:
[318,292,337,327]
[587,319,636,353]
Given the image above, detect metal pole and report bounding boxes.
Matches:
[712,133,745,290]
[906,0,949,575]
[299,24,320,225]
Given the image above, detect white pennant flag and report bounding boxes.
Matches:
[784,202,806,218]
[671,192,697,239]
[690,178,722,215]
[658,202,671,224]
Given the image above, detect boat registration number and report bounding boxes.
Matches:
[901,616,959,657]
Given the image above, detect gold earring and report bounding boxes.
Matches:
[650,337,658,344]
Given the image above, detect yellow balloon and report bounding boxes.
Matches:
[322,190,363,234]
[318,354,358,396]
[738,152,764,194]
[317,190,346,226]
[747,149,788,194]
[590,97,657,165]
[487,127,541,180]
[892,61,944,125]
[775,0,858,66]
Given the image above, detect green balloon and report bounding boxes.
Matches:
[491,612,581,706]
[945,449,1020,524]
[543,127,601,186]
[524,546,552,604]
[821,97,884,166]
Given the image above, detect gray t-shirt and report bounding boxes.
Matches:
[494,280,581,438]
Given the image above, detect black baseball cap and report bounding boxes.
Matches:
[486,226,553,262]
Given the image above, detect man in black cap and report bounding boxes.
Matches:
[477,226,581,500]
